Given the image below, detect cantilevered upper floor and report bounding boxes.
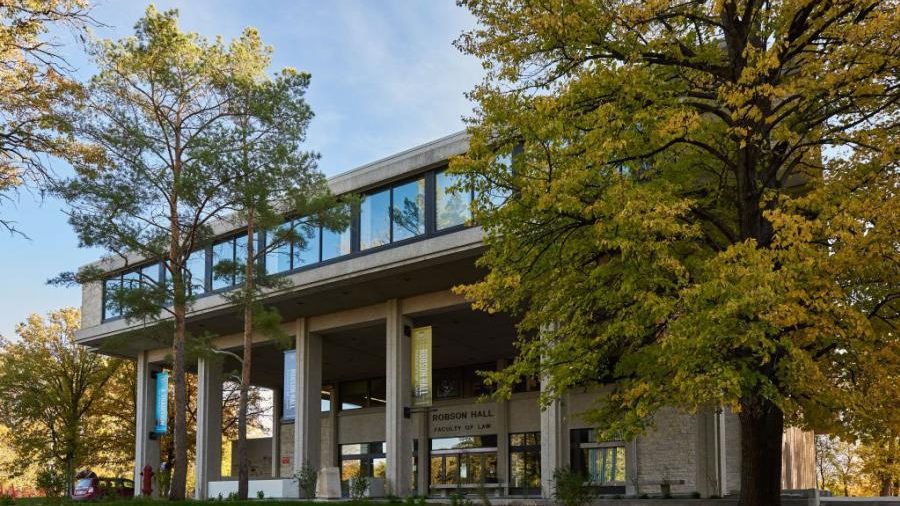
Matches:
[75,131,490,355]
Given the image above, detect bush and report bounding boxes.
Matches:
[1,493,14,506]
[552,468,594,506]
[256,490,265,499]
[449,492,474,506]
[35,467,67,498]
[292,460,318,499]
[404,496,427,506]
[348,473,370,501]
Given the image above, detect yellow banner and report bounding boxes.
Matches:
[411,326,432,407]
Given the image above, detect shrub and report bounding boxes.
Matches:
[1,493,14,506]
[348,473,370,501]
[256,490,265,499]
[35,467,67,498]
[404,495,427,506]
[292,460,318,499]
[552,468,594,506]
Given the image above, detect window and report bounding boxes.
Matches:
[103,278,121,320]
[480,154,514,209]
[509,433,541,495]
[293,222,320,267]
[185,250,206,295]
[340,442,386,497]
[433,363,495,400]
[266,220,320,273]
[570,429,626,493]
[435,169,472,229]
[360,188,390,249]
[360,178,425,250]
[322,204,352,260]
[102,263,161,320]
[391,178,425,241]
[266,223,292,274]
[430,435,498,487]
[339,377,386,410]
[212,234,247,290]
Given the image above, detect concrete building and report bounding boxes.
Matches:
[75,132,815,500]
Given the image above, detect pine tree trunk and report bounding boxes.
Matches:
[169,308,188,500]
[169,144,187,499]
[738,397,784,506]
[237,214,255,500]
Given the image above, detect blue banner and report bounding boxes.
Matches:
[154,371,168,434]
[283,350,296,421]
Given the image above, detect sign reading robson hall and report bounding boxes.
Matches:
[412,326,432,407]
[430,404,498,436]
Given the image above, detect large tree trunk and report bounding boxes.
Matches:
[237,215,255,500]
[738,397,784,506]
[169,308,188,500]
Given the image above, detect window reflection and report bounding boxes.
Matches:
[392,178,425,241]
[185,250,206,295]
[436,169,471,229]
[322,204,351,260]
[294,222,320,267]
[360,188,390,250]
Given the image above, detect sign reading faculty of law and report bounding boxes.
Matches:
[429,403,498,437]
[411,326,432,407]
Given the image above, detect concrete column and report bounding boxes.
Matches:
[539,396,566,499]
[385,298,413,496]
[416,411,429,496]
[496,359,510,496]
[626,439,639,496]
[272,388,281,478]
[695,408,727,497]
[195,356,222,500]
[293,317,322,474]
[134,351,160,496]
[326,385,339,467]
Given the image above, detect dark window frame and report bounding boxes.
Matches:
[101,160,499,323]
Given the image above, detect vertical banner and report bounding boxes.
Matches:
[411,326,432,407]
[283,350,296,420]
[153,371,168,434]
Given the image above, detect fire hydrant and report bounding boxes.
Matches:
[140,464,154,496]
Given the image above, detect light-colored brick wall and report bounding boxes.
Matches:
[636,408,699,496]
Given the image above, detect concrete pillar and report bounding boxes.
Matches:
[134,351,160,496]
[416,411,429,496]
[385,299,413,496]
[695,408,726,497]
[326,385,339,467]
[293,317,322,474]
[496,359,510,496]
[539,396,566,499]
[626,439,639,496]
[272,388,281,478]
[195,356,222,500]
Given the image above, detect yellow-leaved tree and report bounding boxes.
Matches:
[451,1,899,505]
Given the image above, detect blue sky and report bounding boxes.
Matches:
[0,1,482,340]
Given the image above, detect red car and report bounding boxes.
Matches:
[72,472,134,501]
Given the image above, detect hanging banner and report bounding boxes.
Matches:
[411,326,432,407]
[283,350,296,420]
[153,371,168,434]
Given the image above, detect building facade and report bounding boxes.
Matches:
[75,132,815,499]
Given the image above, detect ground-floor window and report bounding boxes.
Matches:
[340,442,386,496]
[429,435,498,487]
[570,429,626,494]
[509,432,541,495]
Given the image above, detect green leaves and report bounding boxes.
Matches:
[453,0,899,449]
